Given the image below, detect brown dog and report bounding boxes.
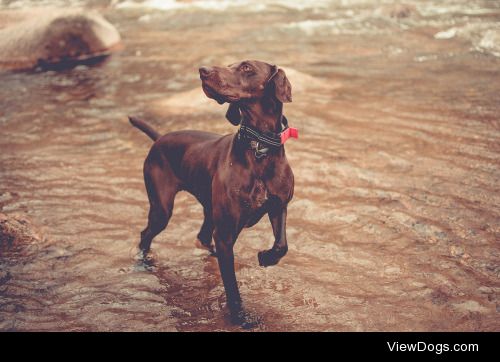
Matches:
[129,60,297,327]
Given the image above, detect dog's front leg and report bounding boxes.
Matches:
[213,228,241,312]
[213,225,259,328]
[258,206,288,267]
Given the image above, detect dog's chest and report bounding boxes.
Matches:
[232,178,268,210]
[248,179,268,208]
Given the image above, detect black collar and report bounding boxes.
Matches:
[237,116,290,158]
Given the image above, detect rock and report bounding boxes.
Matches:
[450,245,464,257]
[376,4,416,19]
[478,29,500,57]
[0,213,43,249]
[477,286,493,295]
[434,28,458,40]
[434,25,500,57]
[452,300,489,314]
[0,8,121,70]
[389,4,414,19]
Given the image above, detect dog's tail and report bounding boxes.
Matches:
[128,116,160,142]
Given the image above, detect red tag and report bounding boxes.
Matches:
[280,127,299,144]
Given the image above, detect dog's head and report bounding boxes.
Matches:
[199,60,292,125]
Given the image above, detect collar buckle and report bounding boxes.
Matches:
[251,141,269,159]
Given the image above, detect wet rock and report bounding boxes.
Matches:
[478,29,500,57]
[452,300,489,314]
[477,286,493,295]
[0,8,121,70]
[389,4,415,19]
[434,28,458,40]
[450,245,465,257]
[376,4,416,19]
[434,25,500,57]
[0,213,42,249]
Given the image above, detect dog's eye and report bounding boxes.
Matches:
[241,64,253,73]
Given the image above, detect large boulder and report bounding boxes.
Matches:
[0,8,121,70]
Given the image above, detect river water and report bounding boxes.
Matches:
[0,0,499,331]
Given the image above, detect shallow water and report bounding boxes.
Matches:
[0,0,499,331]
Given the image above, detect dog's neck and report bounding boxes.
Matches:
[233,99,286,162]
[238,99,284,133]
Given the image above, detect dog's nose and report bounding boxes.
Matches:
[199,66,213,79]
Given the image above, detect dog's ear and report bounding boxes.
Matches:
[225,103,242,125]
[272,68,292,103]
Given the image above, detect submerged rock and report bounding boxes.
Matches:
[0,213,42,249]
[0,8,121,70]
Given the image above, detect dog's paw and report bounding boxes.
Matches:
[258,247,287,267]
[134,250,156,272]
[195,238,216,256]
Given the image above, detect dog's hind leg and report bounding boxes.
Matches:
[139,160,179,253]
